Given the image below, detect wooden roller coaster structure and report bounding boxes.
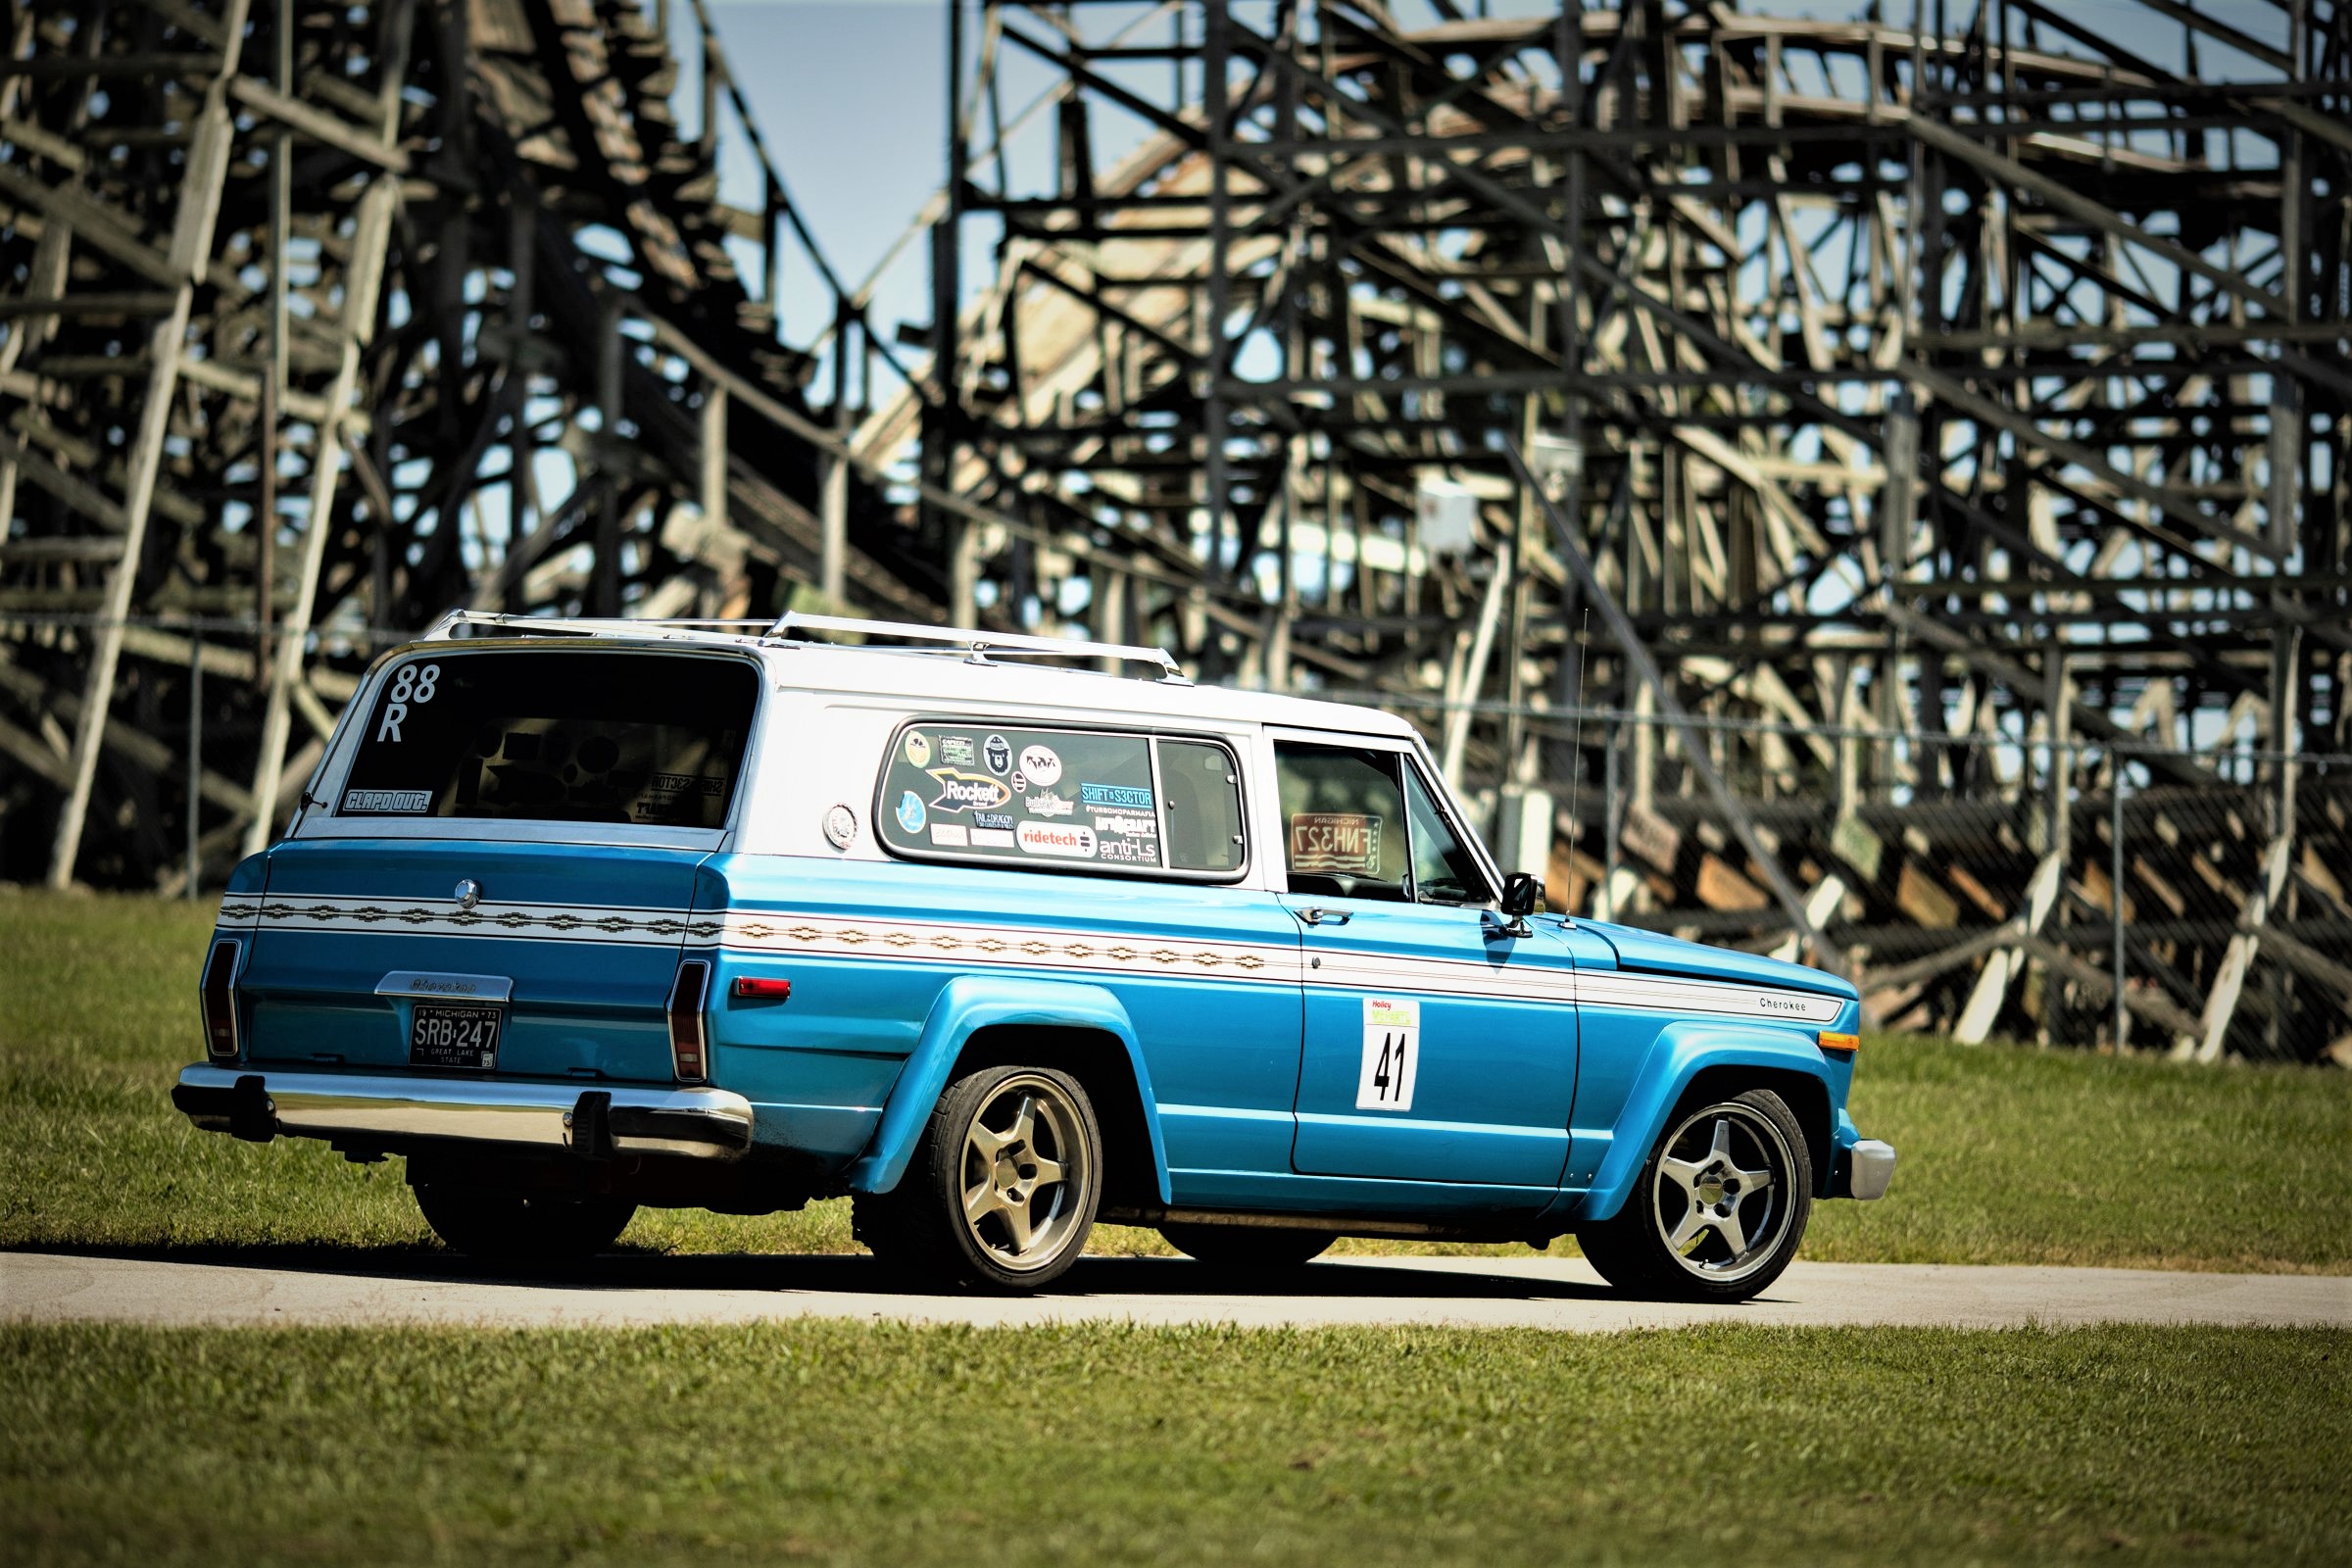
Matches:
[3,2,2348,1059]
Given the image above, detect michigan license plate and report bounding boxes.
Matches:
[409,1004,502,1070]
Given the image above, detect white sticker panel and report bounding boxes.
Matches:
[1356,996,1420,1111]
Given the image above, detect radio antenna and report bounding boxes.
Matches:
[1565,606,1592,921]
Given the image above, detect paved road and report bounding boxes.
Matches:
[6,1250,2346,1332]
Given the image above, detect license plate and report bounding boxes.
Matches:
[409,1004,502,1070]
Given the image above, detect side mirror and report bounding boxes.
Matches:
[1501,872,1544,918]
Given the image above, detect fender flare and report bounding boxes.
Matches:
[1576,1021,1837,1224]
[843,974,1171,1200]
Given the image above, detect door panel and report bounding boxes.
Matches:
[1270,738,1577,1192]
[1289,898,1578,1188]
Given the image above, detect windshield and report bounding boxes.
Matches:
[336,650,758,829]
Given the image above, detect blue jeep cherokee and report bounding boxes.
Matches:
[174,612,1894,1297]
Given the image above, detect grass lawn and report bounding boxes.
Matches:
[3,891,2346,1271]
[7,1320,2349,1567]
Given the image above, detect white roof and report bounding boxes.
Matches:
[414,612,1418,740]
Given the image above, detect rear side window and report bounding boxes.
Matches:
[338,651,758,828]
[874,720,1245,880]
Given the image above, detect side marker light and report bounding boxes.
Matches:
[1817,1031,1859,1055]
[731,977,793,1000]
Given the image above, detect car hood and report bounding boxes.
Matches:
[1574,919,1857,1001]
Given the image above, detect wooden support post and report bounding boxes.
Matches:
[47,1,252,889]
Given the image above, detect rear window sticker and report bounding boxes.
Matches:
[928,822,969,848]
[372,661,440,744]
[1018,744,1063,787]
[970,827,1016,849]
[927,768,1012,813]
[939,735,976,767]
[343,789,431,813]
[896,790,927,834]
[1017,821,1097,858]
[1292,812,1383,873]
[904,731,932,768]
[972,810,1013,830]
[1095,814,1156,838]
[1081,782,1152,809]
[1356,998,1419,1111]
[1010,771,1027,792]
[983,734,1012,774]
[1025,793,1075,818]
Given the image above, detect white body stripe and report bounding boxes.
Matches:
[218,896,1845,1021]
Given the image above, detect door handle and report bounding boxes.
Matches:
[1298,907,1351,927]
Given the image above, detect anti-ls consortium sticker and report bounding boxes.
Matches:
[1356,997,1419,1111]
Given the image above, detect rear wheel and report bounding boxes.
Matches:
[854,1064,1102,1293]
[1577,1089,1812,1302]
[413,1183,637,1263]
[1160,1222,1333,1270]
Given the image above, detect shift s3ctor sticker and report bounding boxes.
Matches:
[896,790,927,834]
[903,731,932,768]
[1356,998,1420,1111]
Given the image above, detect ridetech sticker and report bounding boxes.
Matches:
[1016,820,1098,858]
[1292,812,1383,873]
[1356,997,1419,1111]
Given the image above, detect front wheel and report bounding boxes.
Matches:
[1577,1089,1812,1302]
[854,1063,1102,1293]
[413,1183,637,1263]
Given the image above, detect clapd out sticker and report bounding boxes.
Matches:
[1356,997,1419,1111]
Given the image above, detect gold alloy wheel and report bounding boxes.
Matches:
[956,1071,1096,1273]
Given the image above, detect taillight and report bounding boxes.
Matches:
[200,938,242,1059]
[667,959,712,1082]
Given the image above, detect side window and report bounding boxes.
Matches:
[873,720,1246,881]
[1402,764,1491,906]
[1274,743,1409,902]
[1159,740,1246,873]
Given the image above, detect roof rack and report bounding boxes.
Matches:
[767,612,1189,682]
[419,609,1190,682]
[422,611,772,643]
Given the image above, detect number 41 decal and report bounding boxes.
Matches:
[1355,997,1420,1112]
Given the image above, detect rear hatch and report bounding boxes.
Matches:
[239,646,760,1084]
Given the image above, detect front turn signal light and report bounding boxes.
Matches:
[1817,1030,1859,1055]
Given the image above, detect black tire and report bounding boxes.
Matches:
[413,1183,637,1263]
[1159,1222,1334,1269]
[1576,1088,1813,1302]
[853,1063,1102,1293]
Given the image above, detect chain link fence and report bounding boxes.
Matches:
[1496,710,2351,1065]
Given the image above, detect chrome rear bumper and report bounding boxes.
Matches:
[172,1063,754,1160]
